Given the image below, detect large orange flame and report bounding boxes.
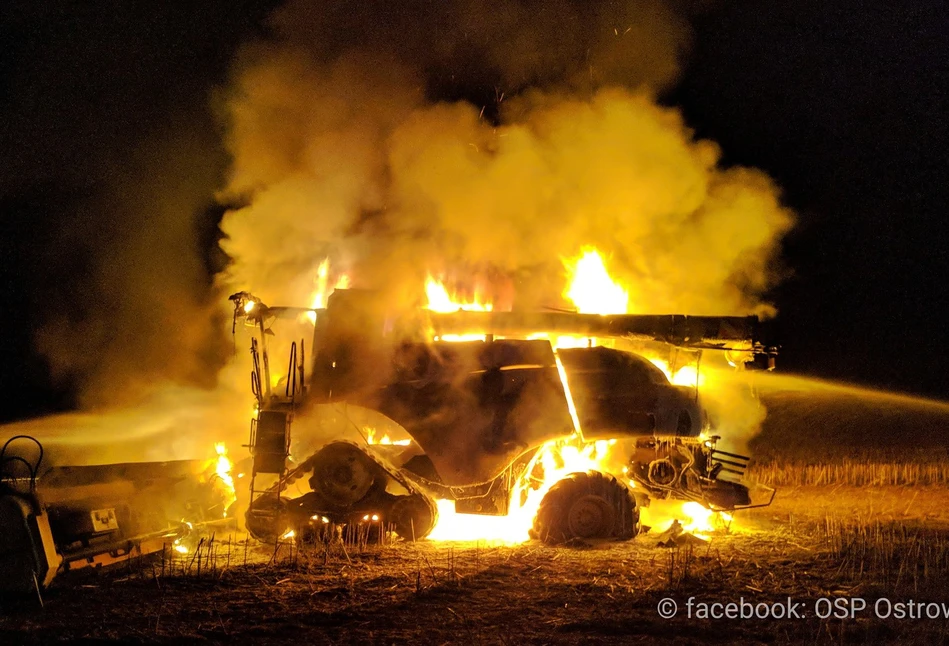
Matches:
[563,248,629,314]
[365,426,412,447]
[425,275,493,313]
[213,442,237,517]
[306,259,350,322]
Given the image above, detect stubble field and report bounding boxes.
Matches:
[3,376,949,645]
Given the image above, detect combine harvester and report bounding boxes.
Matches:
[234,289,776,545]
[0,286,776,597]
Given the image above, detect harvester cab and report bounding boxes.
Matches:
[231,289,776,545]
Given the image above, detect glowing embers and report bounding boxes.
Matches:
[425,275,493,313]
[428,438,617,544]
[563,247,629,315]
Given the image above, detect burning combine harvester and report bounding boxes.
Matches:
[233,286,776,547]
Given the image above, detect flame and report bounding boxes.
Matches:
[434,333,490,342]
[213,442,237,517]
[425,276,493,312]
[306,258,350,323]
[428,438,618,543]
[365,427,412,447]
[427,439,733,544]
[648,358,706,388]
[563,248,629,314]
[671,365,703,388]
[675,501,733,536]
[524,332,600,350]
[641,500,734,539]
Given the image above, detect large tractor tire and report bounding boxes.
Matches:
[531,471,639,545]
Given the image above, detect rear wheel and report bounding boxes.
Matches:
[308,442,385,509]
[389,494,437,541]
[531,471,639,544]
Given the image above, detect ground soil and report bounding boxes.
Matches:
[3,486,949,645]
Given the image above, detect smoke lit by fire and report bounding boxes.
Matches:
[218,2,793,318]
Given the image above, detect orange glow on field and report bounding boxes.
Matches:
[563,248,629,314]
[425,276,493,312]
[428,438,617,543]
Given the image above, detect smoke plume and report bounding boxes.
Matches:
[10,1,794,462]
[218,0,793,316]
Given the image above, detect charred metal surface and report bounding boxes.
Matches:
[557,346,700,439]
[625,436,772,511]
[371,340,574,486]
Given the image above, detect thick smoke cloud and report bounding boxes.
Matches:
[219,0,793,315]
[6,0,793,464]
[31,129,232,408]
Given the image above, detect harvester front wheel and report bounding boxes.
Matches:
[531,471,639,544]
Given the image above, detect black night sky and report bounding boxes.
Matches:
[1,1,947,423]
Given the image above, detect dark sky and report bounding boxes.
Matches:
[1,0,947,422]
[672,0,949,397]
